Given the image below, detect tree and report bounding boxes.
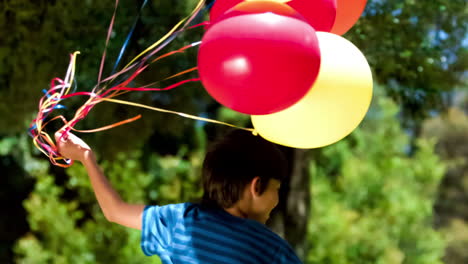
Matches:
[307,88,447,264]
[0,0,117,133]
[349,0,468,125]
[422,105,468,263]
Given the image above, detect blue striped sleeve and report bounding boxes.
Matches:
[141,204,183,256]
[274,244,303,264]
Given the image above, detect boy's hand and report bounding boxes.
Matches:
[55,130,93,162]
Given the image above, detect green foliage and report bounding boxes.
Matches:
[144,148,204,204]
[348,0,468,120]
[217,106,251,127]
[15,174,96,264]
[0,133,50,176]
[14,144,204,263]
[307,91,447,264]
[0,0,117,133]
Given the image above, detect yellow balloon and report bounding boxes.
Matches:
[252,32,373,148]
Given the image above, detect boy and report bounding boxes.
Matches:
[55,129,302,263]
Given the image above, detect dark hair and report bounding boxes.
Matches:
[201,129,287,208]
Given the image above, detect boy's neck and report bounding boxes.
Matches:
[225,205,249,219]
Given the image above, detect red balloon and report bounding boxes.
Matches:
[331,0,367,35]
[198,13,321,115]
[210,0,337,32]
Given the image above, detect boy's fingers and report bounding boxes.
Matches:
[54,131,62,141]
[54,130,69,143]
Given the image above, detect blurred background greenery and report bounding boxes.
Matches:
[0,0,467,263]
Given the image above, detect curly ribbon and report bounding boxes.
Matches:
[29,0,254,167]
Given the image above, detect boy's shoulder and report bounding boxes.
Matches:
[143,203,302,263]
[181,203,291,245]
[152,202,284,239]
[183,203,301,262]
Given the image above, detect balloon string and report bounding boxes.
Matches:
[151,41,201,64]
[71,115,142,133]
[111,0,149,74]
[123,0,205,69]
[29,0,258,168]
[162,67,198,81]
[97,10,206,92]
[96,0,119,92]
[102,98,255,133]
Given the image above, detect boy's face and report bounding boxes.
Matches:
[250,179,281,224]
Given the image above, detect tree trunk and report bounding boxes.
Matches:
[268,148,311,261]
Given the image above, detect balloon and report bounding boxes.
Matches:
[212,0,307,24]
[198,13,321,115]
[210,0,337,32]
[331,0,367,35]
[252,32,373,148]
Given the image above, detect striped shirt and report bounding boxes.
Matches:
[141,203,302,264]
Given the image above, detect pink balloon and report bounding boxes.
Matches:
[198,12,321,115]
[210,0,337,32]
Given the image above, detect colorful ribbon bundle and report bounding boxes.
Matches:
[28,0,252,167]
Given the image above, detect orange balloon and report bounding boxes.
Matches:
[331,0,367,35]
[213,0,307,24]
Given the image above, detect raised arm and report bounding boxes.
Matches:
[55,131,145,230]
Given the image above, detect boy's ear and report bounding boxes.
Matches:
[250,176,262,197]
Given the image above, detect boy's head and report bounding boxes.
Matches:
[202,129,287,223]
